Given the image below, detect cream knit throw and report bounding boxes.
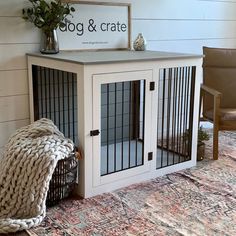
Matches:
[0,118,74,233]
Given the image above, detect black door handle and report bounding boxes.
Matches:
[90,130,100,136]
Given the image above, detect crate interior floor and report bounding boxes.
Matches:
[101,140,187,175]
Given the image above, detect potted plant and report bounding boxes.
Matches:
[197,126,210,161]
[183,126,210,161]
[22,0,75,54]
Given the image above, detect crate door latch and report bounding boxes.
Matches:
[148,152,153,161]
[90,130,100,136]
[150,82,155,91]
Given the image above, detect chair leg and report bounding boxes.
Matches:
[213,125,219,160]
[213,95,220,160]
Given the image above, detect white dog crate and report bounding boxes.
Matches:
[27,51,202,198]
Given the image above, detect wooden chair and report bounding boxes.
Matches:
[201,46,236,160]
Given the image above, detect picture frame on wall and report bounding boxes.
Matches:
[59,1,131,51]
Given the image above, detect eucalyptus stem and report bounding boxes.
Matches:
[22,0,75,32]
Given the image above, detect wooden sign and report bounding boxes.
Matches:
[58,1,131,51]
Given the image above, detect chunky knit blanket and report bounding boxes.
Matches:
[0,119,74,233]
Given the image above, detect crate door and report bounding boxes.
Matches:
[92,70,152,186]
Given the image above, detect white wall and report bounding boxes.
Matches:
[0,0,236,150]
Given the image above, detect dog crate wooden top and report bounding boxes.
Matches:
[27,50,202,65]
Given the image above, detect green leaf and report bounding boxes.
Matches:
[22,0,75,31]
[59,22,66,28]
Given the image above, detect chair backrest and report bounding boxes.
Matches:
[203,46,236,113]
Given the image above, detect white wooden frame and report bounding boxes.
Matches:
[27,55,202,198]
[59,1,131,51]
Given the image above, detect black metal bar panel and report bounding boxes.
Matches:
[106,84,110,174]
[161,69,166,168]
[128,81,132,169]
[157,66,195,169]
[72,73,76,143]
[48,69,52,120]
[166,69,172,166]
[31,65,78,145]
[179,67,185,161]
[100,80,145,176]
[172,68,178,164]
[52,69,56,124]
[67,72,71,138]
[141,81,146,166]
[114,83,117,172]
[62,71,66,135]
[32,65,39,121]
[121,82,124,170]
[188,67,196,160]
[57,70,61,131]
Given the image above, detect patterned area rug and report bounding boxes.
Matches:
[28,131,236,236]
[0,232,28,236]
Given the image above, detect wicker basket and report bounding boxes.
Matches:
[46,152,78,207]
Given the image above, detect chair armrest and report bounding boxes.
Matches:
[200,84,221,124]
[201,84,222,97]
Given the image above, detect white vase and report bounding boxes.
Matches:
[133,33,147,51]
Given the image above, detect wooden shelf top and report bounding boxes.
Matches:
[27,50,202,65]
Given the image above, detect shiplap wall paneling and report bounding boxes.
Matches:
[0,70,28,96]
[147,39,236,54]
[0,95,29,123]
[2,0,236,20]
[0,44,39,71]
[0,17,39,44]
[133,21,236,41]
[131,0,236,20]
[0,119,29,148]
